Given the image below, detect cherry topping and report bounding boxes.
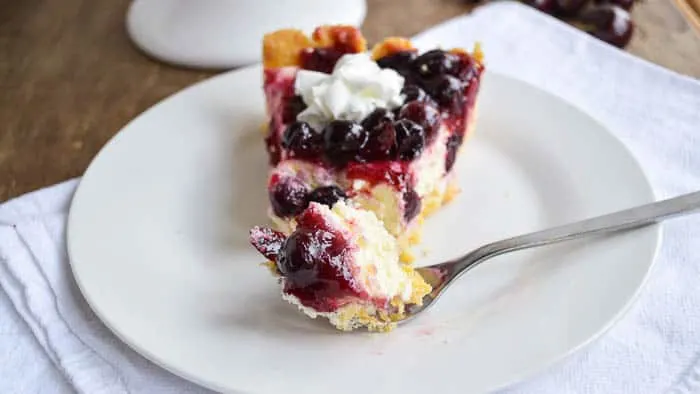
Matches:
[594,0,634,10]
[300,48,343,74]
[523,0,557,13]
[403,189,422,222]
[401,84,430,103]
[445,134,464,172]
[553,0,588,17]
[282,95,307,124]
[413,49,461,80]
[307,186,347,207]
[359,108,397,161]
[322,120,368,166]
[519,0,636,48]
[398,101,441,143]
[281,121,323,159]
[277,223,359,311]
[276,229,319,277]
[376,51,417,78]
[451,53,478,82]
[394,119,425,161]
[580,5,634,48]
[361,121,397,161]
[422,74,465,113]
[269,177,309,217]
[276,214,348,282]
[249,226,286,262]
[361,108,395,131]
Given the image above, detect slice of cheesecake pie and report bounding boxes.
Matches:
[261,25,484,260]
[250,201,431,331]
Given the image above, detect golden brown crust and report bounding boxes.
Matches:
[263,25,484,69]
[311,25,367,53]
[262,29,313,69]
[370,37,416,60]
[262,25,367,69]
[449,43,485,65]
[472,42,485,64]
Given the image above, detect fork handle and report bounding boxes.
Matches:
[455,191,700,272]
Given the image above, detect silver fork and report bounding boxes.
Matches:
[402,190,700,324]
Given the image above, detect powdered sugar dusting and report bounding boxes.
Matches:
[249,226,286,261]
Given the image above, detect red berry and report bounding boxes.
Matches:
[394,119,425,160]
[322,120,368,166]
[300,48,343,74]
[451,53,478,82]
[413,49,461,80]
[361,108,395,131]
[523,0,557,13]
[593,0,634,10]
[554,0,589,17]
[269,177,309,217]
[401,84,430,103]
[377,51,417,79]
[361,121,397,161]
[399,101,441,143]
[276,230,318,277]
[360,108,397,161]
[249,226,286,262]
[282,121,323,159]
[580,5,634,48]
[422,74,465,113]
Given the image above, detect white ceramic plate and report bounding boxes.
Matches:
[67,67,659,394]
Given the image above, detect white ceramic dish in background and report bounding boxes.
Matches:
[126,0,367,68]
[67,66,659,393]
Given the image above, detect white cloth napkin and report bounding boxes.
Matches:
[1,2,699,393]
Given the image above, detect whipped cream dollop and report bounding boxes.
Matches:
[294,53,405,130]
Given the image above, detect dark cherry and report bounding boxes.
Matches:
[300,48,343,74]
[412,49,460,79]
[307,186,347,207]
[593,0,634,10]
[451,53,478,82]
[249,226,286,262]
[580,5,634,48]
[360,108,395,131]
[394,119,425,161]
[276,230,318,277]
[445,134,464,172]
[403,189,422,222]
[322,120,368,166]
[523,0,557,13]
[401,84,430,103]
[281,121,323,159]
[269,177,309,217]
[282,95,307,124]
[376,51,417,78]
[423,74,465,113]
[391,106,403,120]
[359,120,397,161]
[553,0,589,17]
[398,101,441,143]
[277,226,350,296]
[359,108,397,161]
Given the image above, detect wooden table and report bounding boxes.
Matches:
[1,0,699,201]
